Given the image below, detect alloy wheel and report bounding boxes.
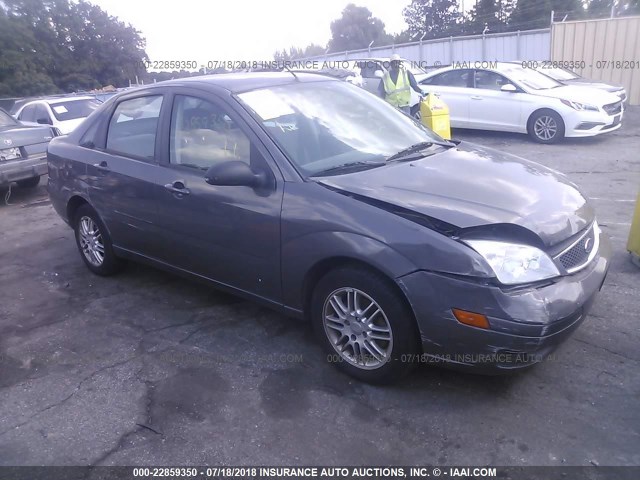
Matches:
[78,216,105,266]
[534,115,558,141]
[323,287,393,369]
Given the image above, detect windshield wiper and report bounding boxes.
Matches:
[386,141,437,162]
[312,161,385,176]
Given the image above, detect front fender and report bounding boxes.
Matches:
[281,230,418,312]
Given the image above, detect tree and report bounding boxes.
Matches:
[0,0,148,96]
[0,8,59,96]
[467,0,514,34]
[618,0,640,15]
[509,0,583,30]
[403,0,463,40]
[273,43,326,61]
[327,4,391,52]
[302,44,326,58]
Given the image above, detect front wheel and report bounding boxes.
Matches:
[311,267,420,384]
[528,110,564,144]
[73,204,124,276]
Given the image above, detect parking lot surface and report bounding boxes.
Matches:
[1,109,639,467]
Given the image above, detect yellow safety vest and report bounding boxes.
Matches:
[383,69,411,107]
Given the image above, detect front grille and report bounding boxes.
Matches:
[555,222,599,273]
[603,101,622,115]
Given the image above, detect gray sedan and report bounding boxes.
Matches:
[1,107,58,188]
[47,73,610,383]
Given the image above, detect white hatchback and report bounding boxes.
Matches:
[420,63,623,143]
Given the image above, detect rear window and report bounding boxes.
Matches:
[0,109,17,127]
[49,99,100,121]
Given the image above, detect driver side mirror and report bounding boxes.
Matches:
[374,70,384,79]
[500,84,517,93]
[205,160,267,188]
[37,117,52,125]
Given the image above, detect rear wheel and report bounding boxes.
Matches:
[73,204,124,276]
[16,176,40,188]
[311,267,419,384]
[528,110,564,144]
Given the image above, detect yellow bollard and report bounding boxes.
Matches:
[420,93,451,140]
[628,190,640,268]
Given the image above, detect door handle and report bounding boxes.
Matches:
[93,161,110,172]
[164,180,190,196]
[470,96,483,100]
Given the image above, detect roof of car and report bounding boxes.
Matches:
[46,96,96,104]
[20,96,97,108]
[152,72,335,93]
[424,61,523,76]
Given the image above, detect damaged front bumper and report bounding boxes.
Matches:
[397,233,611,373]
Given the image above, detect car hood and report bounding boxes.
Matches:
[0,124,54,147]
[533,85,620,106]
[317,142,594,247]
[564,78,624,92]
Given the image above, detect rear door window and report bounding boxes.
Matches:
[422,70,472,87]
[106,95,163,160]
[19,104,37,123]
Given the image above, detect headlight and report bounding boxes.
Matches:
[464,240,560,285]
[560,99,599,112]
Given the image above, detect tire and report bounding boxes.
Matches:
[311,267,420,384]
[528,110,564,144]
[73,204,124,276]
[16,176,40,188]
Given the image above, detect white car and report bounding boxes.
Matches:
[13,96,100,135]
[534,65,627,103]
[420,63,624,143]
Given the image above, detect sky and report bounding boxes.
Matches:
[92,0,411,64]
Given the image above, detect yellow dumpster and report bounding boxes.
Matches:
[420,93,451,140]
[627,190,640,268]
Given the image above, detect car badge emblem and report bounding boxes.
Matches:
[584,238,593,253]
[3,139,12,146]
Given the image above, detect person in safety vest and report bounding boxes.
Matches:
[378,54,423,115]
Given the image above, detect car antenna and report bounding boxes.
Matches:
[283,65,300,81]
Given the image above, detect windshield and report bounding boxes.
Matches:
[49,99,100,121]
[238,81,442,176]
[0,109,17,127]
[502,66,564,90]
[544,67,580,81]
